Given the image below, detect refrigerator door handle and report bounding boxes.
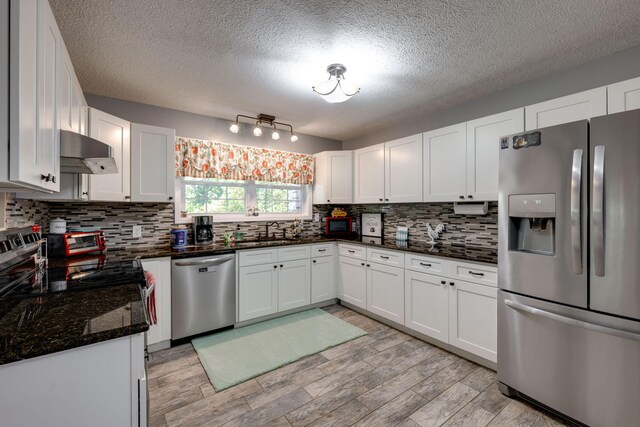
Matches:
[593,145,605,277]
[504,299,640,342]
[570,149,583,274]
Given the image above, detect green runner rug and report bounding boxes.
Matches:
[192,308,366,391]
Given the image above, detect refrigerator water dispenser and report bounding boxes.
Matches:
[508,194,556,256]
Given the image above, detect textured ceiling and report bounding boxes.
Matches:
[49,0,640,141]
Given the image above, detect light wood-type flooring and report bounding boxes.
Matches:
[148,304,570,427]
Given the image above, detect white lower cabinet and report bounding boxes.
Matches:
[405,270,449,342]
[278,259,311,311]
[367,262,404,324]
[141,257,171,347]
[311,255,336,303]
[0,333,146,427]
[448,279,497,362]
[338,255,367,309]
[237,245,324,322]
[238,263,278,321]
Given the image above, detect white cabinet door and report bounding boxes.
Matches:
[423,123,466,202]
[385,134,423,203]
[448,280,497,363]
[130,123,175,203]
[9,0,60,191]
[311,255,336,303]
[313,151,353,204]
[141,257,172,347]
[608,77,640,113]
[367,262,404,324]
[58,50,73,132]
[278,259,311,312]
[354,143,385,203]
[405,270,449,342]
[88,108,131,201]
[238,263,278,321]
[465,108,524,201]
[339,256,367,309]
[524,87,607,131]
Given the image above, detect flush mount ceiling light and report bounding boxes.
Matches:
[229,113,298,142]
[312,63,360,103]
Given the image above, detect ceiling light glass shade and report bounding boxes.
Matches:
[271,130,280,140]
[253,125,262,137]
[290,134,299,142]
[229,123,239,133]
[313,63,360,103]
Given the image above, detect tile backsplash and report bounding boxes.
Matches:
[3,193,497,249]
[315,202,498,248]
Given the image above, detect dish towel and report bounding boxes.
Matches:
[144,270,157,325]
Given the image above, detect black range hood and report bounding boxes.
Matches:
[59,130,118,174]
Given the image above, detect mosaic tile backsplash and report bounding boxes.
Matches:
[4,193,497,250]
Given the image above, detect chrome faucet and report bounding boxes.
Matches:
[265,221,280,239]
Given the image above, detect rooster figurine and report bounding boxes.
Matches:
[426,223,446,244]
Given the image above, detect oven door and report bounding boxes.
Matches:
[326,218,351,235]
[498,290,640,426]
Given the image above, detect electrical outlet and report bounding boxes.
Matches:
[132,225,142,238]
[314,213,320,221]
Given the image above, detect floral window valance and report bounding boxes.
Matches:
[175,137,314,185]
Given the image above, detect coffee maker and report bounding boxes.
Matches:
[192,215,214,245]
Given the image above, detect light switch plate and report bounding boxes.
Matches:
[132,225,142,238]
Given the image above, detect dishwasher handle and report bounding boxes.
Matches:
[174,255,234,267]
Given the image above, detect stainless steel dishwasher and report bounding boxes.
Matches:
[171,254,236,340]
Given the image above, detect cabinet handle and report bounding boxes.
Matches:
[124,195,131,199]
[449,282,455,286]
[468,270,484,277]
[51,175,56,184]
[327,199,330,203]
[313,260,316,263]
[380,255,389,259]
[82,192,88,196]
[366,264,370,267]
[379,198,383,201]
[348,250,355,253]
[419,262,432,267]
[385,198,389,201]
[41,173,53,182]
[318,249,326,252]
[168,196,173,201]
[273,265,277,269]
[279,264,283,268]
[441,280,446,285]
[467,195,473,199]
[361,262,365,266]
[459,195,465,200]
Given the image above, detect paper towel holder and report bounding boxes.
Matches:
[454,201,488,215]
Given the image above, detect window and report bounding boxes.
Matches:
[177,177,311,222]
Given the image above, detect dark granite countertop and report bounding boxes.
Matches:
[0,284,148,366]
[99,237,497,265]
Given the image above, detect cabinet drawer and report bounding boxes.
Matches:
[453,262,497,287]
[367,247,404,267]
[339,244,366,260]
[238,249,278,267]
[311,243,335,257]
[277,245,311,262]
[405,253,447,275]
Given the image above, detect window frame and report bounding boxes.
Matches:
[175,177,312,223]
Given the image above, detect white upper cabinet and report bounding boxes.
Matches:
[353,143,385,203]
[131,124,175,203]
[465,108,524,201]
[385,134,423,203]
[5,0,60,192]
[354,135,423,204]
[423,123,466,202]
[524,87,607,131]
[88,108,131,202]
[608,77,640,113]
[313,151,353,204]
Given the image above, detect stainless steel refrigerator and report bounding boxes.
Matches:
[498,109,640,427]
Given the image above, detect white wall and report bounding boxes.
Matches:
[85,94,342,155]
